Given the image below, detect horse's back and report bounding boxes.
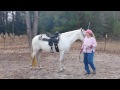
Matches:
[32,34,48,42]
[32,34,52,52]
[32,35,40,44]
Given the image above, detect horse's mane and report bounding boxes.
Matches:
[39,28,83,39]
[61,29,81,37]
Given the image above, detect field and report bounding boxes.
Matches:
[0,35,120,79]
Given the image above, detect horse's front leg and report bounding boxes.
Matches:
[59,51,65,72]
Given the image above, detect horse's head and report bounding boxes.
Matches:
[78,28,85,42]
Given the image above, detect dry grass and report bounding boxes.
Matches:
[96,41,120,54]
[72,40,120,54]
[0,33,28,48]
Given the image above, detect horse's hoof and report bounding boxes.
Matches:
[29,66,42,70]
[29,66,32,69]
[38,66,43,70]
[29,64,32,66]
[58,69,65,73]
[63,67,65,70]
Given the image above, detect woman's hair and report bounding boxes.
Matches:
[90,32,95,38]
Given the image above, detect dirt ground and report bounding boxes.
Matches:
[0,42,120,79]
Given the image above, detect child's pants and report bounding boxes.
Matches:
[83,51,96,74]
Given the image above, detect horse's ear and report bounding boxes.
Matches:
[81,28,83,31]
[79,28,82,31]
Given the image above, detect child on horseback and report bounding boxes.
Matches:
[80,29,97,75]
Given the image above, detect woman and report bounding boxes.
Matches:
[80,29,97,75]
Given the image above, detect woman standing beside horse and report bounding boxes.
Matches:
[80,29,97,75]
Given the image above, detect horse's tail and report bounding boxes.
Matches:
[30,40,38,67]
[30,35,39,59]
[31,37,35,59]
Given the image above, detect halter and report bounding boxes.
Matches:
[81,28,85,38]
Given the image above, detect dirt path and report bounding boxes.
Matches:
[0,44,120,79]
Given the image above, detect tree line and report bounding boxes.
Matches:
[0,11,120,40]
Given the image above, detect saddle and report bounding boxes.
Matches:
[40,32,60,52]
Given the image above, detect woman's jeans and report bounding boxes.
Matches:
[83,51,96,74]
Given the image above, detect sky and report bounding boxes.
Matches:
[8,11,15,22]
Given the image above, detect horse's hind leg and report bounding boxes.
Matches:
[36,49,42,69]
[31,51,38,68]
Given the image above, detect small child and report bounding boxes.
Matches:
[80,29,97,75]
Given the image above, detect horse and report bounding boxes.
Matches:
[31,28,85,72]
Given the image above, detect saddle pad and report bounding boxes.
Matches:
[42,38,49,41]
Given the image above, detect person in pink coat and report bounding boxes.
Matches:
[80,29,97,75]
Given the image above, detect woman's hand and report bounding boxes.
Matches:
[80,49,83,53]
[89,45,93,48]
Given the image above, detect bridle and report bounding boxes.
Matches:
[81,28,85,38]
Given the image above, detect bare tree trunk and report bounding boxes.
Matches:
[26,11,32,50]
[5,11,8,26]
[1,34,6,49]
[26,11,39,51]
[3,11,6,49]
[26,11,39,67]
[12,11,14,35]
[33,11,38,37]
[12,11,15,43]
